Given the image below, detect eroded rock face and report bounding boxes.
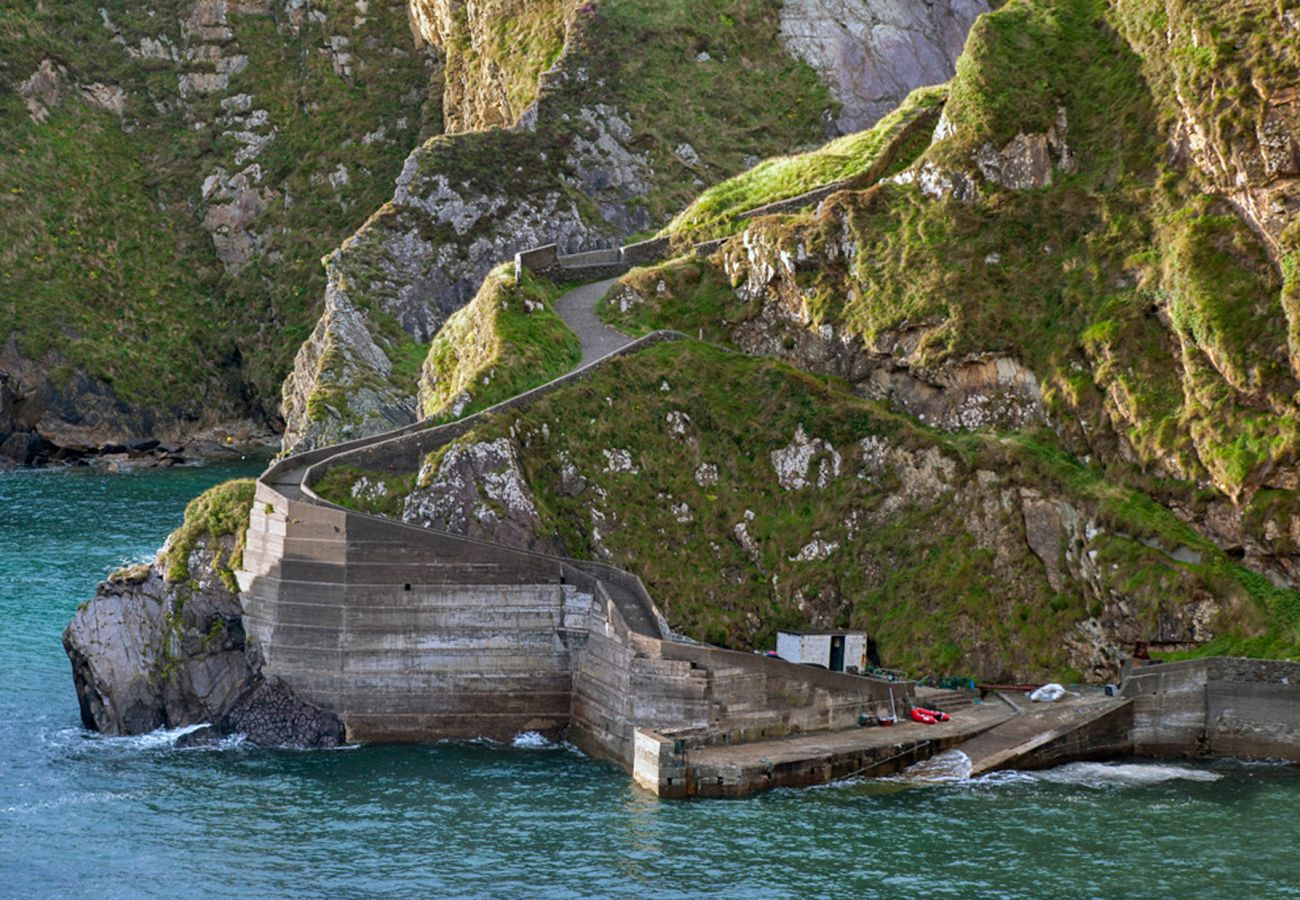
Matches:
[1149,29,1300,263]
[403,436,560,553]
[849,436,1228,680]
[0,337,271,461]
[280,271,419,451]
[63,538,253,735]
[779,0,989,133]
[277,95,653,452]
[710,232,1049,432]
[62,533,341,747]
[279,176,594,450]
[408,0,570,133]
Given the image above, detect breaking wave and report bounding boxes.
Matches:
[978,761,1223,789]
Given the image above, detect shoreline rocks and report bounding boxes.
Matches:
[63,531,341,749]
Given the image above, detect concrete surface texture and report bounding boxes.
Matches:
[238,281,911,774]
[239,269,1300,797]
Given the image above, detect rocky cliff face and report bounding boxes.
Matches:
[64,540,256,735]
[779,0,989,134]
[1,0,435,461]
[403,436,563,554]
[279,0,989,452]
[408,0,571,132]
[607,0,1300,596]
[62,480,342,746]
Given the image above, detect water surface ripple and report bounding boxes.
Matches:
[2,464,1298,897]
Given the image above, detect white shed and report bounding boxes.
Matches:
[776,630,867,673]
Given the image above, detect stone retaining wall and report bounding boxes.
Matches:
[243,324,911,764]
[1122,657,1300,762]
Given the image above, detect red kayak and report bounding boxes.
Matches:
[910,707,951,724]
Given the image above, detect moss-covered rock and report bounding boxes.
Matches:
[158,478,256,592]
[63,475,342,744]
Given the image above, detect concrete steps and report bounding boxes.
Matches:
[915,687,977,714]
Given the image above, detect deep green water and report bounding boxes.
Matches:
[2,464,1300,898]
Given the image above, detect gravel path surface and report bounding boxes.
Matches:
[552,277,634,366]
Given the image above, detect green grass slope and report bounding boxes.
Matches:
[418,265,581,420]
[0,0,433,433]
[662,83,945,244]
[400,341,1298,679]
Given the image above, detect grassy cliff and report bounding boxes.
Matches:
[400,341,1298,679]
[419,266,581,419]
[605,0,1299,505]
[283,0,842,450]
[157,478,256,591]
[0,0,434,437]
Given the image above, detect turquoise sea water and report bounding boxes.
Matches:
[2,463,1299,898]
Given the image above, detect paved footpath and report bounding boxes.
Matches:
[552,277,634,366]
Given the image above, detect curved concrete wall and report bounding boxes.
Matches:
[239,329,911,762]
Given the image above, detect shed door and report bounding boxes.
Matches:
[829,635,845,672]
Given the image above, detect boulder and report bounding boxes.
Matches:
[176,678,345,749]
[63,542,253,735]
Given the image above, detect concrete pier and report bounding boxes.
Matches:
[906,694,1133,779]
[635,701,1012,798]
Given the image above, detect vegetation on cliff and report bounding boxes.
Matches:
[0,0,434,436]
[604,0,1300,557]
[386,0,1300,677]
[662,83,944,244]
[283,0,840,449]
[157,478,256,591]
[396,341,1298,678]
[418,266,580,420]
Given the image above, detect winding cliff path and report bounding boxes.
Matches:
[264,276,629,501]
[238,253,911,761]
[552,277,632,365]
[245,275,674,643]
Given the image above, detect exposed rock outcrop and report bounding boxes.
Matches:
[176,678,345,748]
[779,0,989,133]
[403,436,560,553]
[408,0,571,132]
[63,536,254,736]
[63,527,340,747]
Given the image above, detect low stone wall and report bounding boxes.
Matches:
[301,330,685,480]
[1122,657,1300,762]
[515,235,677,282]
[734,179,852,222]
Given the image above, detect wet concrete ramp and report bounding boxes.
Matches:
[907,695,1133,779]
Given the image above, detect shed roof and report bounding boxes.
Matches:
[777,629,867,637]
